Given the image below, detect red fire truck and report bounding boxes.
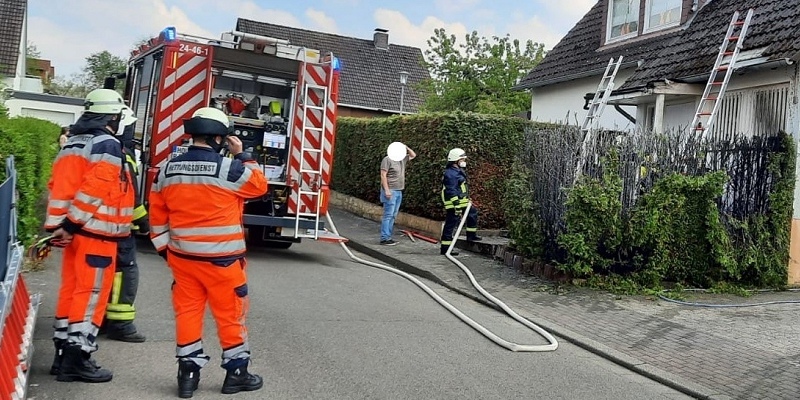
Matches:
[120,26,346,248]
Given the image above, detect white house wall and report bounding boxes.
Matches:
[529,68,637,131]
[5,98,83,126]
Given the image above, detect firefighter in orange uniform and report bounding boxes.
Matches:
[45,88,135,383]
[149,107,268,398]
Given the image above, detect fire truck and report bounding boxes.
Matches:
[118,26,346,248]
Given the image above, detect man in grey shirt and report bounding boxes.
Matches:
[380,144,416,245]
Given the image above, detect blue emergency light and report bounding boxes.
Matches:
[332,56,341,71]
[162,26,177,42]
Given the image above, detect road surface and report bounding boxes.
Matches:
[24,240,691,399]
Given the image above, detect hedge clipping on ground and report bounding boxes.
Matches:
[0,117,61,245]
[332,111,539,228]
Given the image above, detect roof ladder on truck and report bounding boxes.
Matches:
[690,8,754,141]
[573,55,623,184]
[293,67,330,240]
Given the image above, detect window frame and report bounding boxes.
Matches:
[606,0,641,44]
[643,0,682,33]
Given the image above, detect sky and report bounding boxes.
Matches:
[26,0,596,78]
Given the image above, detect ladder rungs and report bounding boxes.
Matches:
[306,84,328,91]
[299,169,321,174]
[304,105,325,111]
[301,148,322,153]
[728,36,740,41]
[733,21,744,26]
[304,126,323,131]
[299,190,320,197]
[296,212,319,217]
[697,112,712,116]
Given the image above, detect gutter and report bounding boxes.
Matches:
[338,102,416,115]
[513,61,640,91]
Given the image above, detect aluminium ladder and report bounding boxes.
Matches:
[690,8,754,141]
[293,61,332,239]
[573,55,624,184]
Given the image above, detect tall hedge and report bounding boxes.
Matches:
[332,112,536,228]
[0,117,61,245]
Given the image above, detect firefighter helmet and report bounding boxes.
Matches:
[84,89,125,114]
[121,106,138,127]
[447,148,467,162]
[183,107,233,136]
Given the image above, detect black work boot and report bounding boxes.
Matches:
[466,234,483,242]
[107,331,146,343]
[56,344,113,383]
[221,364,263,394]
[177,360,201,398]
[440,245,459,256]
[49,339,66,375]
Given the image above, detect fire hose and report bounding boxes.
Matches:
[325,202,559,352]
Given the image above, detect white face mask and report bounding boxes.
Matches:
[458,161,467,168]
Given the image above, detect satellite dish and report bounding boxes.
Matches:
[387,142,407,162]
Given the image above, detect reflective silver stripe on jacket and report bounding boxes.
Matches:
[169,238,246,256]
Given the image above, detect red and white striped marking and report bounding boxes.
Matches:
[288,63,336,214]
[151,46,212,167]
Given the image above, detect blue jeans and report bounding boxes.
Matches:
[380,189,402,241]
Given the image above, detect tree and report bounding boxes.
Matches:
[83,51,128,92]
[26,42,43,80]
[419,29,545,116]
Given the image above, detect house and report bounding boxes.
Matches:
[236,19,430,117]
[516,0,800,283]
[0,0,83,125]
[516,0,800,138]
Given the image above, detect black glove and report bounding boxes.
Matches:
[133,217,150,235]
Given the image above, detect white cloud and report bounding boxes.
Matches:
[28,0,342,77]
[505,15,569,50]
[373,8,470,52]
[537,0,596,26]
[305,8,340,34]
[435,0,481,13]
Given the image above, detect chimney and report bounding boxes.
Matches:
[373,28,389,50]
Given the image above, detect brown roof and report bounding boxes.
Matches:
[0,0,26,76]
[516,0,800,91]
[621,0,800,89]
[236,19,430,113]
[515,0,676,90]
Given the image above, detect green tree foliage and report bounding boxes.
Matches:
[46,51,128,97]
[420,29,545,116]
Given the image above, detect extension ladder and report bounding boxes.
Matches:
[574,55,624,184]
[293,63,331,239]
[690,8,754,140]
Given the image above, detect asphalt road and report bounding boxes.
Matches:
[24,240,691,400]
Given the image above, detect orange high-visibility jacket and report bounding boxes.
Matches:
[45,122,135,239]
[149,146,268,261]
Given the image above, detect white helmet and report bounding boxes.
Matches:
[183,107,233,136]
[447,148,466,162]
[84,89,125,115]
[117,106,138,135]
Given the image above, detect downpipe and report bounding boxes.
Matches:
[325,202,558,352]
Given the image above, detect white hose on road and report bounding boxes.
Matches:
[325,201,558,352]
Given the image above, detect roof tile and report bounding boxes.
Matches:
[0,0,26,77]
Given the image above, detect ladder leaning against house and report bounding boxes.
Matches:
[690,8,755,141]
[573,55,624,184]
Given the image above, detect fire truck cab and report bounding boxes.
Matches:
[122,26,346,248]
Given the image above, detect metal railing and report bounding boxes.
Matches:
[0,155,23,344]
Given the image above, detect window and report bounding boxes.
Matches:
[608,0,640,41]
[645,0,681,32]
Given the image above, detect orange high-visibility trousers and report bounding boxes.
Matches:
[53,234,117,352]
[169,253,251,369]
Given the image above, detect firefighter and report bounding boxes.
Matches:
[102,106,149,343]
[45,88,135,383]
[148,107,268,398]
[440,148,482,256]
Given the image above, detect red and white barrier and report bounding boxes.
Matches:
[0,243,40,400]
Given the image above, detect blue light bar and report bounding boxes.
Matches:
[332,56,341,71]
[162,26,177,42]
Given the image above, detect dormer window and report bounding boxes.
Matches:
[645,0,681,32]
[607,0,640,42]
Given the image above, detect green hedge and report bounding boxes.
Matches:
[0,117,61,245]
[506,132,795,289]
[332,112,538,228]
